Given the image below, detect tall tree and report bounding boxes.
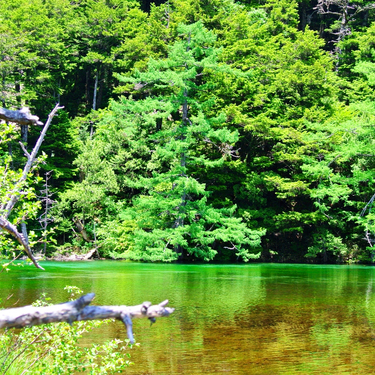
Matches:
[208,0,343,260]
[121,21,264,261]
[69,21,265,262]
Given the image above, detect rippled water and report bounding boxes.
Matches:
[2,261,375,374]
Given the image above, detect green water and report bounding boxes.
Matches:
[2,261,375,374]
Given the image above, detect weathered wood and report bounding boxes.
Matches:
[0,104,63,270]
[83,248,97,260]
[0,295,175,344]
[0,217,43,270]
[0,107,43,126]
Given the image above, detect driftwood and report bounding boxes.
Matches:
[0,104,63,270]
[0,107,43,126]
[83,248,97,260]
[49,248,98,261]
[0,294,175,344]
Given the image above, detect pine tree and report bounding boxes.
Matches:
[108,21,265,261]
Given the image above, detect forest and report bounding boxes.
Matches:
[2,0,375,264]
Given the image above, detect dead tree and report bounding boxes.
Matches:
[38,171,55,254]
[0,295,174,344]
[0,104,63,270]
[315,0,375,65]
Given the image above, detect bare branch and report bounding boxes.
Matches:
[18,142,30,159]
[0,107,43,126]
[0,217,44,270]
[4,104,63,218]
[365,230,373,248]
[0,104,63,269]
[0,295,175,344]
[203,137,240,158]
[224,241,239,251]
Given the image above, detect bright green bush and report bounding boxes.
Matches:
[0,286,135,374]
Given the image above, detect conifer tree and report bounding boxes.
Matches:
[109,21,265,261]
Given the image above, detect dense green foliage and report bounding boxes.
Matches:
[2,0,375,263]
[0,286,133,374]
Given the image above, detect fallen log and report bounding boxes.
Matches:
[0,294,175,344]
[83,248,97,260]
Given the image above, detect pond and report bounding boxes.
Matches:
[2,261,375,374]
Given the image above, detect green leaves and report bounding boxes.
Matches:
[0,287,133,375]
[3,0,374,262]
[65,21,264,261]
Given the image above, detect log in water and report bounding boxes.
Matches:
[1,261,375,374]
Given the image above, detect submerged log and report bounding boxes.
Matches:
[0,294,175,344]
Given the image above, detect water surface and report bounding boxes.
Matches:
[2,261,375,374]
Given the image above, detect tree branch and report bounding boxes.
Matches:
[0,295,175,344]
[3,104,63,218]
[0,107,43,126]
[18,142,30,159]
[0,104,63,270]
[0,217,43,270]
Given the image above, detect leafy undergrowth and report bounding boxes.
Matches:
[0,286,136,375]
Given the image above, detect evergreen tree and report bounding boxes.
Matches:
[93,21,265,261]
[208,0,343,260]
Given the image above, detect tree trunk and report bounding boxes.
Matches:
[298,1,308,31]
[92,67,99,112]
[173,34,191,256]
[20,125,28,143]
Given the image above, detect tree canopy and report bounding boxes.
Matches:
[2,0,375,263]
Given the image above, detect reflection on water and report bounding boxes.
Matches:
[2,262,375,374]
